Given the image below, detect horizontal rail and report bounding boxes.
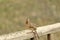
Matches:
[0,23,60,40]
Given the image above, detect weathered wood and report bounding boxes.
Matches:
[0,23,60,40]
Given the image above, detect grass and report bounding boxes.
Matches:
[0,0,60,40]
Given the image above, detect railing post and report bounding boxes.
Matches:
[30,38,34,40]
[47,34,51,40]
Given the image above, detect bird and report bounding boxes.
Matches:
[25,17,36,30]
[25,17,39,40]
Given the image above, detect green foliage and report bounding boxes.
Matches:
[0,0,60,35]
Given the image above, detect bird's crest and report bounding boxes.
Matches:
[26,17,30,24]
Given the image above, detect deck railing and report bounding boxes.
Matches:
[0,23,60,40]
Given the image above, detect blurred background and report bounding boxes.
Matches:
[0,0,60,40]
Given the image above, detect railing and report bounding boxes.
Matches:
[0,23,60,40]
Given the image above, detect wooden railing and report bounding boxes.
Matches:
[0,23,60,40]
